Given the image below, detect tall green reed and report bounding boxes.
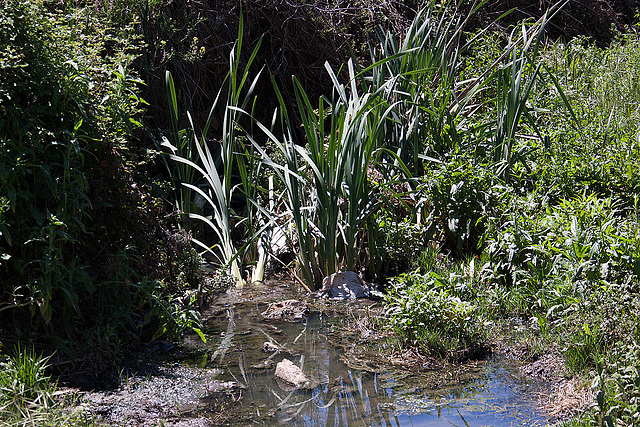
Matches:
[363,0,493,173]
[165,13,263,286]
[244,1,504,289]
[162,71,199,226]
[247,58,389,289]
[493,21,546,182]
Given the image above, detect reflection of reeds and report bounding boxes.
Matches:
[210,308,235,364]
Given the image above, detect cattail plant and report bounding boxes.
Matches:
[164,12,263,286]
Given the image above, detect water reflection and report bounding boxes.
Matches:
[199,288,548,426]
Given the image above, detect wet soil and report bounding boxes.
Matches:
[500,341,594,420]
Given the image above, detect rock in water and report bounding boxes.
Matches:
[320,271,370,300]
[274,359,308,388]
[261,299,309,321]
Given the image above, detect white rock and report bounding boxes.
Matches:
[320,271,370,300]
[274,358,308,388]
[262,341,280,353]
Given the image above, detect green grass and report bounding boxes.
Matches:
[0,346,94,426]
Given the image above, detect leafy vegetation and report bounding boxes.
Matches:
[2,0,640,424]
[0,0,205,363]
[383,17,640,424]
[386,267,487,360]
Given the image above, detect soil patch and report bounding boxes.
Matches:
[72,364,250,426]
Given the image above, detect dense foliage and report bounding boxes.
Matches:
[2,0,640,425]
[0,0,203,367]
[383,23,640,425]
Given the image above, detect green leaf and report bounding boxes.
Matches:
[7,185,16,206]
[193,328,206,343]
[152,325,168,341]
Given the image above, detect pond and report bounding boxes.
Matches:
[188,281,551,426]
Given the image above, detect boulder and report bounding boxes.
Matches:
[274,358,308,388]
[261,299,309,321]
[320,271,370,300]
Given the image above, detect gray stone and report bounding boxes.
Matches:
[320,271,370,300]
[274,358,308,388]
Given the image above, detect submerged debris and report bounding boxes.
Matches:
[262,341,280,353]
[261,299,309,321]
[251,359,274,370]
[203,380,245,396]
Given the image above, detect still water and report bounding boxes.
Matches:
[196,282,550,426]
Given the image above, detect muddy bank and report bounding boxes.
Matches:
[499,342,594,421]
[80,365,231,426]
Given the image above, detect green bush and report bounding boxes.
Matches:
[369,210,426,278]
[421,155,506,257]
[385,270,486,360]
[0,0,202,358]
[1,0,99,326]
[483,194,640,294]
[608,341,640,424]
[481,191,640,377]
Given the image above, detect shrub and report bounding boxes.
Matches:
[483,194,640,294]
[0,0,202,358]
[421,155,506,257]
[385,270,486,360]
[369,210,426,278]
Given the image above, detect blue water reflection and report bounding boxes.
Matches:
[201,287,548,427]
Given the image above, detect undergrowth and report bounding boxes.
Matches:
[377,12,640,426]
[0,0,207,368]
